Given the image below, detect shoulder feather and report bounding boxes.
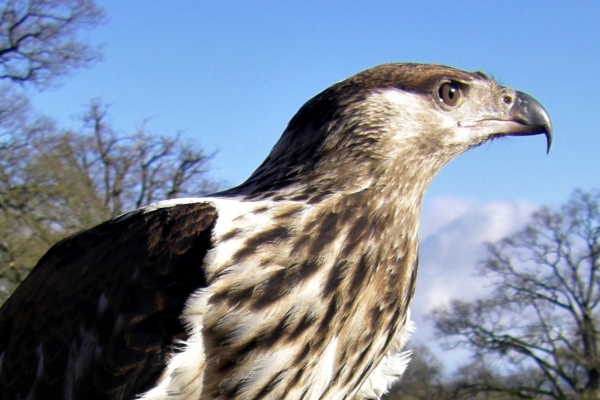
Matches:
[0,202,217,400]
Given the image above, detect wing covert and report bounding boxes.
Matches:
[0,201,217,400]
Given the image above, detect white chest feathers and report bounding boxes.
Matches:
[137,196,414,400]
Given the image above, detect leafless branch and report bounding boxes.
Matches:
[431,190,600,399]
[0,0,104,87]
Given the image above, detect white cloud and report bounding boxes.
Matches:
[408,196,539,370]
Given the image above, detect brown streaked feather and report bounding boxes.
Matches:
[0,63,552,399]
[230,63,483,199]
[0,202,217,400]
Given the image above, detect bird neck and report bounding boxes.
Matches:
[199,180,428,397]
[321,182,423,300]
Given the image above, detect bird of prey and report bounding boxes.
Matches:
[0,63,551,400]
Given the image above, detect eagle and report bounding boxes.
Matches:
[0,63,551,399]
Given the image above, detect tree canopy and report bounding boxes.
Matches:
[0,0,219,304]
[431,190,600,399]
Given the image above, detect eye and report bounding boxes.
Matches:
[438,82,461,107]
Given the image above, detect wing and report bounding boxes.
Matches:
[0,202,217,400]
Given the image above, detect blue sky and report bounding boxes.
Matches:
[26,1,600,369]
[29,1,599,207]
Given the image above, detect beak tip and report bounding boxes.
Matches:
[512,91,553,155]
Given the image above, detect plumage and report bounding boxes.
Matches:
[0,63,552,399]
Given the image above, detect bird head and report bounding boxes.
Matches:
[237,63,552,197]
[394,67,553,153]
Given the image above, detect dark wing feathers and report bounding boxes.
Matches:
[0,202,217,400]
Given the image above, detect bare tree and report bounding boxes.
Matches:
[0,101,219,303]
[0,0,104,148]
[0,93,57,298]
[431,190,600,399]
[0,0,219,306]
[75,101,218,218]
[0,0,103,86]
[0,0,105,242]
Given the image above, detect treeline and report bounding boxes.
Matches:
[0,0,217,302]
[386,190,600,399]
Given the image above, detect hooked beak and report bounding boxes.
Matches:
[503,91,553,154]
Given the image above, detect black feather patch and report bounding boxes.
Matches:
[0,202,217,399]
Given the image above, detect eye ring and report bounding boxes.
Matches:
[438,82,461,107]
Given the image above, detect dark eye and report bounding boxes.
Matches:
[438,82,461,106]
